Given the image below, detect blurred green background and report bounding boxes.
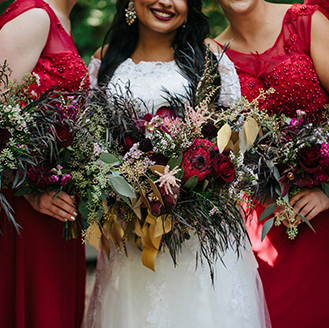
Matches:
[0,0,302,65]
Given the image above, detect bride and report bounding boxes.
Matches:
[83,0,271,327]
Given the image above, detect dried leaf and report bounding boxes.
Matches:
[217,123,232,153]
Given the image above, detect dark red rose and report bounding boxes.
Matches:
[151,153,168,165]
[120,134,137,153]
[181,138,215,183]
[140,113,154,133]
[201,122,218,139]
[156,106,174,118]
[54,124,74,148]
[298,144,321,170]
[139,137,153,152]
[0,128,11,151]
[212,151,236,185]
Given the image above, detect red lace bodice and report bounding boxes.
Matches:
[0,0,89,95]
[219,4,329,119]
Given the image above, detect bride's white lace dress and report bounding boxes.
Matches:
[83,54,271,328]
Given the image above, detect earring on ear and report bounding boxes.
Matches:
[125,1,137,26]
[182,17,188,29]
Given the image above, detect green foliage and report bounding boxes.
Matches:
[0,0,303,65]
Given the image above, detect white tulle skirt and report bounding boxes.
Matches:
[83,235,271,328]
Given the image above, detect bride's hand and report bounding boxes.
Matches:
[24,191,77,222]
[289,187,329,223]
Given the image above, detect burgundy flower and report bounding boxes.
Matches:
[121,134,136,153]
[139,137,153,152]
[212,150,236,185]
[140,113,154,133]
[156,106,174,118]
[147,186,179,216]
[151,152,168,165]
[54,124,74,148]
[298,144,321,171]
[313,167,328,185]
[201,122,218,139]
[278,165,313,197]
[0,128,11,151]
[181,138,215,183]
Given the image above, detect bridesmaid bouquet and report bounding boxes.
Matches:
[242,101,329,240]
[13,86,133,239]
[82,57,259,279]
[0,62,40,233]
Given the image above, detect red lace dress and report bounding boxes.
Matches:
[216,4,329,328]
[0,1,89,327]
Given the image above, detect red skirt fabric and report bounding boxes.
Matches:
[247,204,329,328]
[0,189,86,328]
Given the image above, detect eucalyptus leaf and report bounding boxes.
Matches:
[100,152,119,165]
[168,157,179,170]
[259,203,276,222]
[261,217,274,241]
[109,176,135,198]
[273,165,281,182]
[322,183,329,198]
[14,186,32,197]
[182,175,198,191]
[117,194,132,208]
[297,214,316,233]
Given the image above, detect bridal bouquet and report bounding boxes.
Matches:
[243,103,329,240]
[82,55,259,278]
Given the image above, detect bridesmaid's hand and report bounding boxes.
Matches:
[290,187,329,223]
[23,191,77,222]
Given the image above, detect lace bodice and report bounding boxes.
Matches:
[218,4,329,119]
[88,53,241,109]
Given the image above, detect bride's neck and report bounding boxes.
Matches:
[131,28,176,64]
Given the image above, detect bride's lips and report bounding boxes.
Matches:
[150,8,175,21]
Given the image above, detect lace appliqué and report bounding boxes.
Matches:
[285,4,315,22]
[146,282,172,328]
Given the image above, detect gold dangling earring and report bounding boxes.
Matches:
[182,17,188,29]
[125,1,137,26]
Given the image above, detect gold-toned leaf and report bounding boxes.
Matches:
[233,139,240,155]
[142,246,158,271]
[139,185,151,211]
[217,123,232,153]
[132,217,144,237]
[240,117,259,152]
[154,214,172,238]
[101,232,112,259]
[101,199,110,213]
[145,214,156,225]
[147,177,164,205]
[86,224,101,251]
[141,223,155,249]
[103,220,124,247]
[150,165,166,175]
[148,223,162,249]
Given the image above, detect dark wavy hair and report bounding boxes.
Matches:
[98,0,220,91]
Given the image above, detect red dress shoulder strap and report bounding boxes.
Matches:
[0,0,77,54]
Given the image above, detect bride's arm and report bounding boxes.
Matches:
[88,46,109,88]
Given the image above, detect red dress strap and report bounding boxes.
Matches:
[0,0,77,54]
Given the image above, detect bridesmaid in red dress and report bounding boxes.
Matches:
[214,1,329,327]
[0,0,89,327]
